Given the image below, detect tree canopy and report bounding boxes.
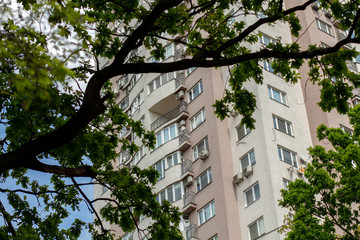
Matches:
[0,0,359,239]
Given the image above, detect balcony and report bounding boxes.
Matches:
[179,129,191,151]
[175,71,186,92]
[150,101,189,131]
[181,159,194,178]
[185,223,199,240]
[183,191,196,215]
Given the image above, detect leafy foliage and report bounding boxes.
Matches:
[0,0,359,239]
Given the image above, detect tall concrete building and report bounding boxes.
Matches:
[94,2,359,240]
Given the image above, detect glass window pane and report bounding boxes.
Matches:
[246,189,254,205]
[249,151,256,166]
[167,186,174,203]
[241,155,249,170]
[199,211,204,225]
[196,178,201,192]
[208,169,212,182]
[164,128,169,143]
[277,118,286,132]
[204,205,211,221]
[174,183,182,201]
[254,184,260,200]
[160,190,165,203]
[173,153,178,165]
[249,222,259,240]
[211,202,215,216]
[157,133,162,147]
[258,218,265,235]
[283,149,292,165]
[200,173,208,188]
[170,125,176,139]
[273,89,281,102]
[167,156,172,168]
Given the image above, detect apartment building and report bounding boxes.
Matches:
[94,1,359,240]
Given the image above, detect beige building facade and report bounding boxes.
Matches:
[94,1,360,240]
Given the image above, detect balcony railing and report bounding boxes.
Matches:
[150,101,188,131]
[179,129,190,146]
[175,71,185,89]
[185,223,198,240]
[181,159,193,175]
[183,191,195,207]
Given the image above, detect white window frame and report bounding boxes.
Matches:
[244,182,261,206]
[190,108,206,131]
[249,217,265,240]
[186,67,197,76]
[340,124,353,135]
[316,19,333,36]
[263,59,274,72]
[148,72,177,94]
[268,86,287,105]
[193,137,209,160]
[196,168,212,192]
[198,201,216,225]
[154,151,181,180]
[209,235,218,240]
[240,149,256,172]
[188,80,203,102]
[155,123,178,149]
[132,145,145,166]
[283,178,290,190]
[156,182,183,204]
[259,33,276,46]
[278,146,298,167]
[273,115,293,136]
[131,90,144,115]
[236,124,251,141]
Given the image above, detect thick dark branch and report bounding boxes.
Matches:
[348,8,360,39]
[206,0,317,58]
[112,37,360,75]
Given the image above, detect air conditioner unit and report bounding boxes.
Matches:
[199,149,209,160]
[176,90,185,100]
[179,120,186,127]
[325,11,332,19]
[233,173,244,184]
[243,166,253,177]
[183,175,194,187]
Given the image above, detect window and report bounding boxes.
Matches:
[122,232,133,240]
[227,9,235,25]
[196,168,212,192]
[316,19,333,36]
[283,178,290,190]
[263,59,274,72]
[340,125,353,135]
[198,201,216,225]
[256,12,267,19]
[190,108,206,130]
[186,67,197,76]
[130,74,142,89]
[278,146,297,167]
[148,72,176,93]
[164,44,174,60]
[154,152,181,180]
[119,96,129,110]
[188,80,203,102]
[240,150,256,172]
[260,33,276,46]
[245,183,260,206]
[249,217,265,240]
[131,90,144,115]
[353,98,360,106]
[117,75,129,91]
[133,145,145,165]
[102,185,108,194]
[236,124,251,140]
[320,42,330,48]
[193,137,209,160]
[119,150,131,165]
[209,235,218,240]
[268,86,287,105]
[156,182,183,203]
[273,115,293,135]
[155,123,178,149]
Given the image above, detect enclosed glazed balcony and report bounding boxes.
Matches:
[174,71,186,92]
[150,101,189,131]
[181,159,194,179]
[182,191,196,215]
[179,129,191,151]
[185,223,199,240]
